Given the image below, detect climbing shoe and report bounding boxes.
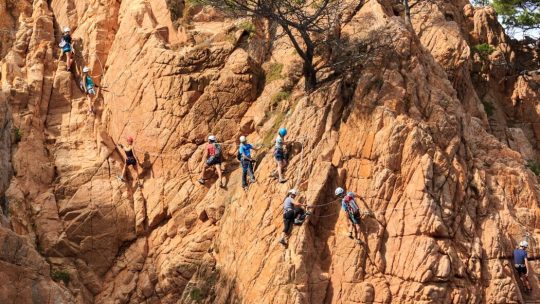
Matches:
[279,238,287,246]
[197,179,205,185]
[348,232,353,239]
[117,176,125,182]
[279,178,288,183]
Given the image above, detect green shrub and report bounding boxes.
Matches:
[481,100,495,117]
[527,160,540,177]
[51,270,70,285]
[263,112,285,148]
[265,63,284,84]
[471,43,495,60]
[237,21,256,36]
[190,287,204,302]
[13,127,22,143]
[271,91,291,104]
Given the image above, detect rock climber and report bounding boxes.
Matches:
[273,127,288,183]
[198,135,225,188]
[335,187,363,244]
[118,136,141,186]
[514,240,533,293]
[82,67,96,114]
[238,135,258,190]
[59,27,74,71]
[280,189,310,247]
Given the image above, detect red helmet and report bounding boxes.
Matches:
[127,136,134,143]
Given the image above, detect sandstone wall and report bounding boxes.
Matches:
[0,0,539,303]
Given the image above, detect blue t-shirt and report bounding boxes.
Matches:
[283,197,294,211]
[514,249,527,264]
[239,143,253,158]
[85,75,94,88]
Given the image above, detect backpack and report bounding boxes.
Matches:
[213,143,222,157]
[344,195,359,213]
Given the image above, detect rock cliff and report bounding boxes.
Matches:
[1,0,540,303]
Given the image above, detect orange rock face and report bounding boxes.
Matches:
[1,0,540,303]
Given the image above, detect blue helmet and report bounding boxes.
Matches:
[279,127,287,137]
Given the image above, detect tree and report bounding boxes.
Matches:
[403,0,411,24]
[492,0,540,34]
[196,0,360,92]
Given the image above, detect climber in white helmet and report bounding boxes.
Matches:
[335,187,363,244]
[279,189,311,247]
[82,66,96,114]
[513,240,532,293]
[198,135,225,188]
[238,135,259,190]
[58,27,74,71]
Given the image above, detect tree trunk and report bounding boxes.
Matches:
[303,46,317,92]
[403,0,411,24]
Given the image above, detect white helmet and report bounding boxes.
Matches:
[335,187,345,197]
[239,136,246,143]
[208,135,216,142]
[520,241,529,248]
[63,27,71,33]
[288,189,298,196]
[82,66,90,73]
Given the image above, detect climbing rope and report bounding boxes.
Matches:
[293,137,307,189]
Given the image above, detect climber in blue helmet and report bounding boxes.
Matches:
[273,127,288,183]
[335,187,363,244]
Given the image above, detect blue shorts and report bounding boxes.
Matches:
[87,87,96,95]
[274,149,285,161]
[62,44,72,53]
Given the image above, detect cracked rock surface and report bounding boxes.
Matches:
[1,0,540,303]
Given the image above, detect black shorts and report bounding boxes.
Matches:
[126,157,137,166]
[283,210,295,234]
[206,156,221,166]
[349,211,361,225]
[515,265,527,275]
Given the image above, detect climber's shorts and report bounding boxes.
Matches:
[62,44,72,53]
[283,209,295,234]
[348,211,361,225]
[515,264,527,275]
[126,157,137,166]
[206,155,221,166]
[86,87,96,95]
[274,149,285,161]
